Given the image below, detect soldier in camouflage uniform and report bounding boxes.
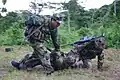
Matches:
[11,13,62,73]
[49,37,106,72]
[70,37,106,70]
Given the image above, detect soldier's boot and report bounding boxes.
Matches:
[11,61,20,69]
[19,54,38,69]
[23,58,54,74]
[11,60,28,70]
[11,59,40,70]
[11,54,32,70]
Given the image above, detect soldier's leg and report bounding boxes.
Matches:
[22,42,54,72]
[11,53,33,70]
[82,59,92,69]
[72,61,83,68]
[11,41,54,73]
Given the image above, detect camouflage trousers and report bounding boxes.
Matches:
[72,59,92,69]
[67,48,92,69]
[19,40,54,72]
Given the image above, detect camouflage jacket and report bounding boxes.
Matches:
[24,14,51,42]
[70,37,106,69]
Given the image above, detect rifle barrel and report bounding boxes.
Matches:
[61,35,104,47]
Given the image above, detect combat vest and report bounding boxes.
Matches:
[24,14,51,42]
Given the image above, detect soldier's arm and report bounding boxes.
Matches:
[97,51,104,70]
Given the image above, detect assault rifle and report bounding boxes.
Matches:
[61,34,105,47]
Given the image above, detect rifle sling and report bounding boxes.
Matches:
[26,23,44,39]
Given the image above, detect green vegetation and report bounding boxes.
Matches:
[0,0,120,48]
[1,1,120,79]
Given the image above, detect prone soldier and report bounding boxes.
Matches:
[71,37,106,70]
[50,36,106,72]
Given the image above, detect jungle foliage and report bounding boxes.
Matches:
[0,0,120,48]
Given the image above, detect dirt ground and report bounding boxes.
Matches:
[0,46,120,80]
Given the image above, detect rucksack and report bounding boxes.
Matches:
[25,14,45,26]
[24,14,51,40]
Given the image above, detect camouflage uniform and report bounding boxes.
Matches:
[11,14,55,72]
[68,37,106,70]
[50,17,61,51]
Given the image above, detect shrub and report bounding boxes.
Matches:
[0,21,24,45]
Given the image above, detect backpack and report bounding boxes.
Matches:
[24,14,45,37]
[24,14,51,41]
[25,14,45,26]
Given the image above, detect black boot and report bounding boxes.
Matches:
[11,61,20,69]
